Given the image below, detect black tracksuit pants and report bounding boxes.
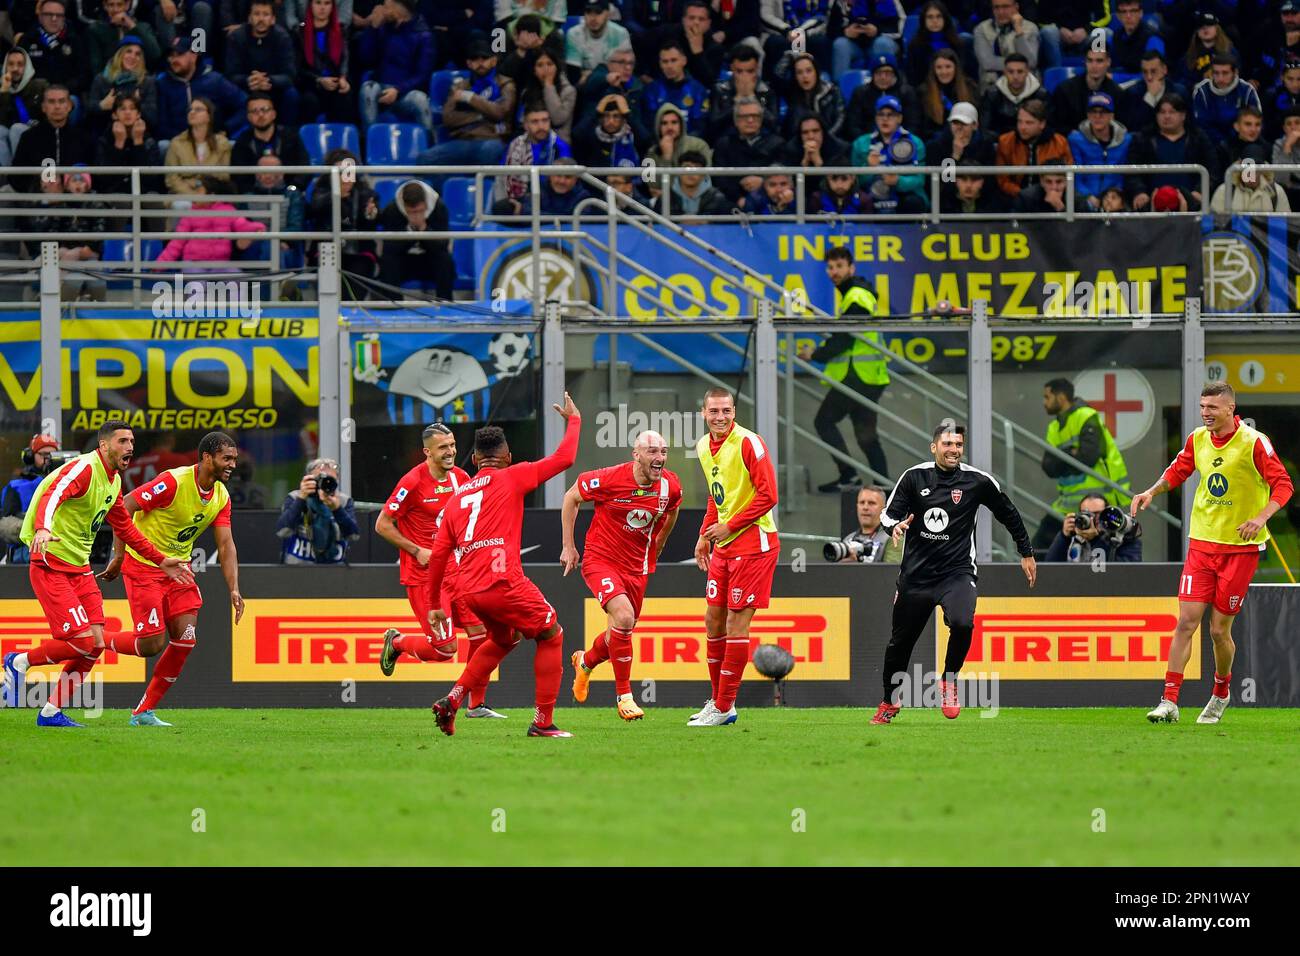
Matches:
[881,573,979,703]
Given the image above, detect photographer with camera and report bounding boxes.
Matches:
[1,435,61,564]
[275,457,360,564]
[1046,492,1142,563]
[825,486,903,564]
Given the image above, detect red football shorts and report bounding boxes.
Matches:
[1178,547,1261,616]
[29,558,105,639]
[406,584,483,641]
[706,548,779,610]
[581,560,649,618]
[461,577,557,642]
[123,557,203,634]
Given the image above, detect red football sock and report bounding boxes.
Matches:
[104,630,152,656]
[393,633,450,662]
[50,649,101,709]
[134,628,196,714]
[706,635,725,700]
[714,636,750,712]
[532,629,564,727]
[1163,670,1184,703]
[1213,672,1231,699]
[465,634,488,707]
[26,635,97,666]
[448,630,514,710]
[607,626,634,697]
[582,630,609,670]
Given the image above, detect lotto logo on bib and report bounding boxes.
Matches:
[921,507,950,539]
[0,600,145,682]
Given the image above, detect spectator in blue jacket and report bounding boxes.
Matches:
[154,35,247,139]
[641,39,710,138]
[357,0,434,130]
[276,458,360,565]
[1192,53,1262,146]
[226,0,299,123]
[1067,92,1132,209]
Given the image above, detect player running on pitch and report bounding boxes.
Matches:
[374,422,505,719]
[872,420,1036,725]
[690,387,779,727]
[95,431,244,726]
[561,430,682,720]
[428,393,582,738]
[2,420,193,726]
[1133,381,1293,725]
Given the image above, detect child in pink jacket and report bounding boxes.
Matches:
[157,175,266,263]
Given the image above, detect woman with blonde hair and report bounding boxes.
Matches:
[165,96,231,194]
[87,35,159,130]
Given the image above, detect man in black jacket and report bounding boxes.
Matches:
[226,0,299,122]
[11,84,93,192]
[1128,92,1222,210]
[378,180,455,300]
[1050,44,1123,133]
[711,95,784,201]
[20,0,93,96]
[231,93,309,189]
[844,53,921,142]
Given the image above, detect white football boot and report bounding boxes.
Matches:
[1197,692,1229,724]
[688,699,716,723]
[1146,698,1180,723]
[687,704,737,727]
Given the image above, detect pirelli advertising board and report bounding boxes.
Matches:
[0,600,145,683]
[0,563,1286,708]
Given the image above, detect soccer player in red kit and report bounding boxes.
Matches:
[1132,381,1293,725]
[560,429,682,720]
[428,393,582,738]
[374,422,505,719]
[689,387,779,727]
[2,420,193,727]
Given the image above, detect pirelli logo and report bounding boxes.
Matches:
[0,600,145,682]
[232,599,494,682]
[935,597,1192,680]
[583,597,850,680]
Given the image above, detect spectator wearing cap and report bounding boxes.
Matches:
[850,92,927,213]
[780,113,850,203]
[978,51,1046,137]
[828,0,907,80]
[88,0,162,75]
[939,157,1010,214]
[1067,91,1132,209]
[994,98,1072,198]
[642,38,711,137]
[1128,92,1221,211]
[708,44,778,142]
[566,0,632,86]
[1050,44,1123,134]
[520,48,576,140]
[232,92,310,190]
[357,0,434,130]
[712,94,785,201]
[1118,50,1186,135]
[1192,53,1262,146]
[1111,0,1165,75]
[226,0,299,123]
[1180,10,1236,89]
[1220,104,1265,169]
[777,51,846,139]
[972,0,1040,93]
[20,0,94,96]
[1210,141,1291,213]
[915,46,975,140]
[293,0,354,125]
[378,179,455,299]
[644,100,712,168]
[11,85,94,192]
[417,39,514,176]
[1,435,60,563]
[574,92,641,168]
[843,52,920,142]
[1271,105,1300,207]
[87,33,160,132]
[927,100,994,166]
[1263,58,1300,141]
[579,48,648,140]
[155,35,247,139]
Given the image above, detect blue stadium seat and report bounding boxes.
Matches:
[1042,66,1078,93]
[1113,71,1141,89]
[300,123,360,165]
[839,69,870,100]
[1060,54,1085,69]
[564,15,581,33]
[441,177,477,225]
[365,123,429,164]
[372,178,402,210]
[453,237,475,292]
[902,12,919,46]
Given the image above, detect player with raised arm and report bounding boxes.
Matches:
[96,432,243,726]
[428,393,582,738]
[561,430,682,721]
[1132,382,1293,725]
[689,388,780,727]
[374,422,504,719]
[2,421,193,727]
[872,420,1036,725]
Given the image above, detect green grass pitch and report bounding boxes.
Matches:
[3,707,1297,866]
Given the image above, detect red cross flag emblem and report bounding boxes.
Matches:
[1075,368,1155,450]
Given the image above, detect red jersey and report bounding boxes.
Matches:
[1162,416,1294,554]
[579,462,682,575]
[384,462,472,585]
[428,414,581,600]
[699,425,779,557]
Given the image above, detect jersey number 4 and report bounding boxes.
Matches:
[460,490,484,540]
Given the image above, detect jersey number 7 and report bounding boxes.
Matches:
[461,490,484,540]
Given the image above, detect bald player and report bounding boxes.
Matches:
[561,430,683,720]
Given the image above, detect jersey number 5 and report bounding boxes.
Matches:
[461,490,484,540]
